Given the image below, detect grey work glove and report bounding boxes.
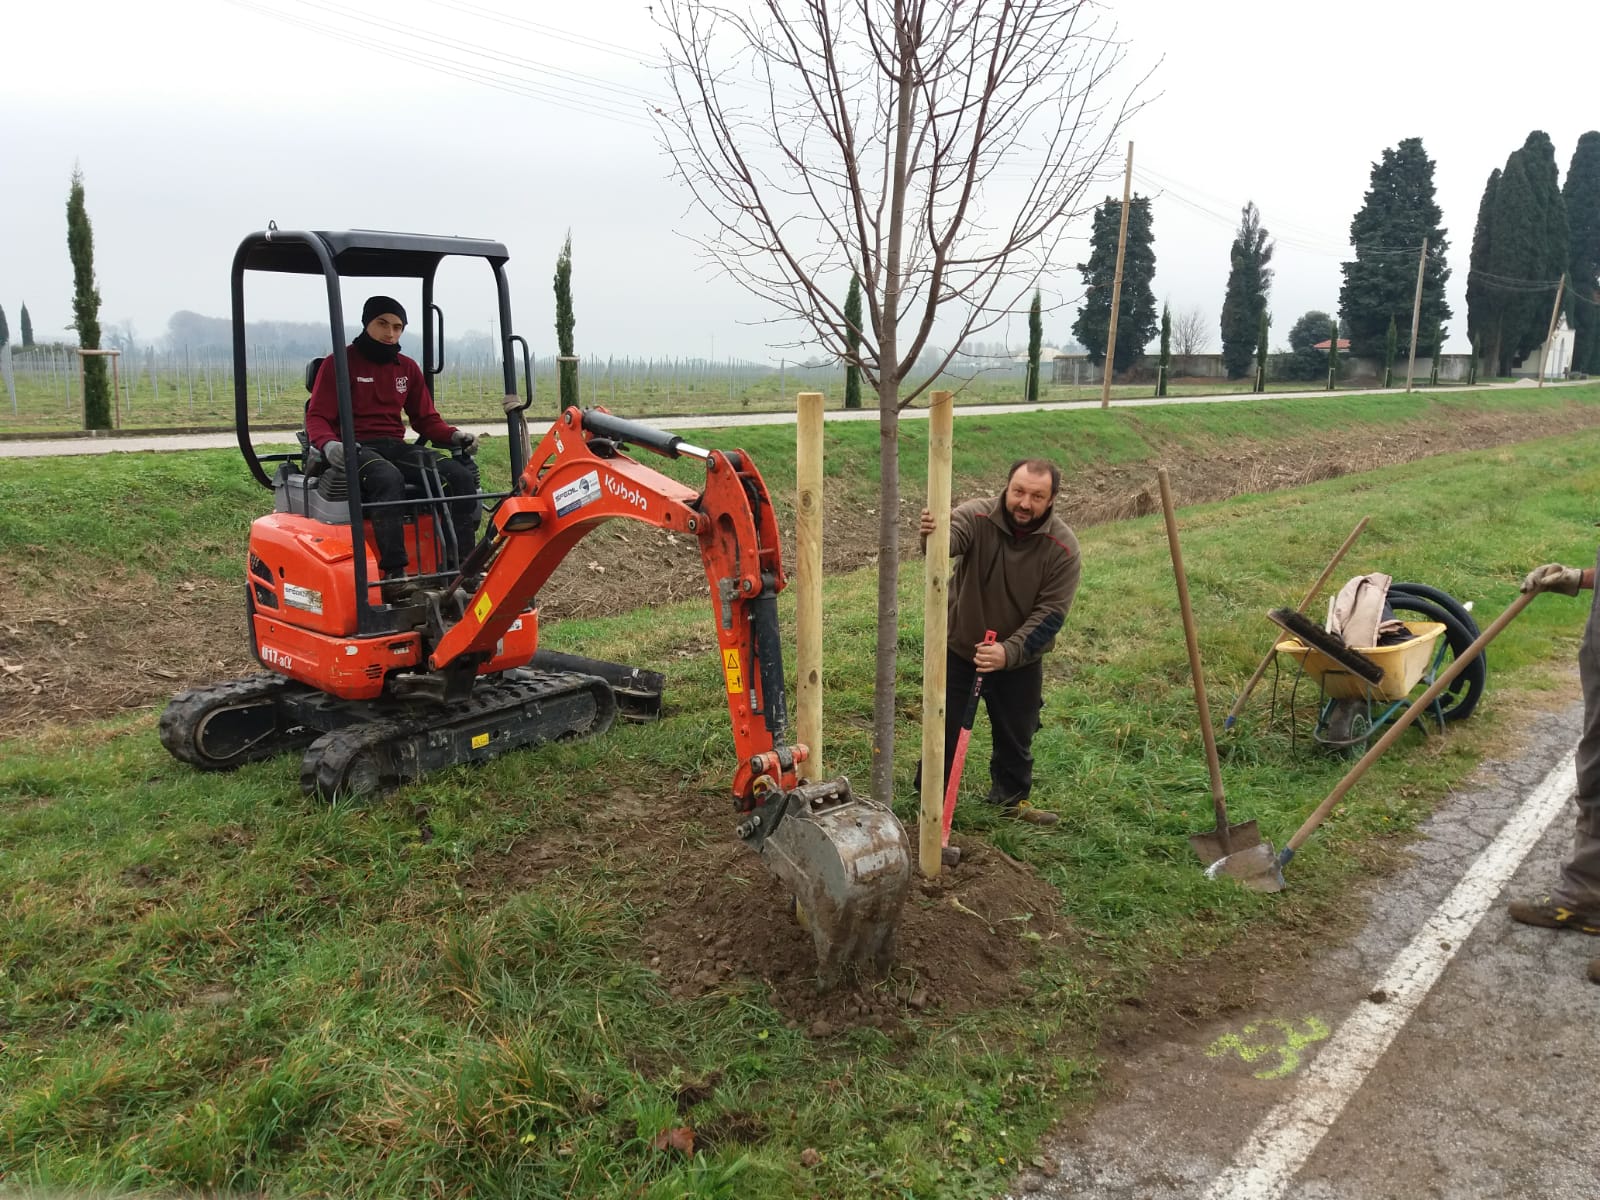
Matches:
[322,439,348,471]
[451,430,480,456]
[1521,563,1583,596]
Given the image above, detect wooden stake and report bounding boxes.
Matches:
[1404,238,1427,393]
[919,391,954,877]
[795,392,825,782]
[1101,141,1134,409]
[1537,275,1567,388]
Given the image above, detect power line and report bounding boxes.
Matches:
[222,0,660,130]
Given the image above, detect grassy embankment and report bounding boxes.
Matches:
[1,386,1597,1198]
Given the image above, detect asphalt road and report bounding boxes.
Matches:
[1010,697,1600,1200]
[0,378,1574,459]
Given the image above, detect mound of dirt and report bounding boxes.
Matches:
[465,791,1076,1035]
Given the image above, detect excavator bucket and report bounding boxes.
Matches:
[754,779,911,989]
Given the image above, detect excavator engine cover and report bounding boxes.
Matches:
[753,779,910,989]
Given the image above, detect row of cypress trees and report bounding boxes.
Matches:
[1467,131,1600,377]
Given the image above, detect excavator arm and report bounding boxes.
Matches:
[431,408,910,985]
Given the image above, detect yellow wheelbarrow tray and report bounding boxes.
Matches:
[1274,621,1447,702]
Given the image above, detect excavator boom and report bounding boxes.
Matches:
[432,408,910,985]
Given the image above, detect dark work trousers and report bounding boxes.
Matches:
[1559,545,1600,908]
[352,439,481,576]
[916,650,1045,804]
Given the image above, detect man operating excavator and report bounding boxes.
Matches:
[305,295,482,602]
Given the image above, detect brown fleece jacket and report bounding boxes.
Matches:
[928,496,1081,668]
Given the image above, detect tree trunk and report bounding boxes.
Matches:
[872,379,901,802]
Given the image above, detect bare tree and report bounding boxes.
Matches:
[657,0,1144,800]
[1173,306,1208,366]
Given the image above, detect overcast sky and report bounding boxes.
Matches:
[3,0,1596,363]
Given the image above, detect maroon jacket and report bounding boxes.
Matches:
[305,345,456,450]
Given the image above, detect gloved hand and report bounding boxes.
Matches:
[323,440,347,471]
[451,430,480,456]
[1521,563,1584,596]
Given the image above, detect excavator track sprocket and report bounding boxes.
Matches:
[159,674,318,770]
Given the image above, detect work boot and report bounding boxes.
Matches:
[987,788,1059,826]
[1506,896,1600,935]
[381,575,422,605]
[1003,800,1059,826]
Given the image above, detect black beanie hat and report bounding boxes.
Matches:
[361,295,407,327]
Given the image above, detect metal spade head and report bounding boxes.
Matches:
[1204,839,1286,893]
[1188,819,1263,867]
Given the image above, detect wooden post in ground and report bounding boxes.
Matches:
[919,390,954,877]
[1537,275,1567,388]
[1100,141,1135,409]
[1404,238,1428,393]
[795,392,825,782]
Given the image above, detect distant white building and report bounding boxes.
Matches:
[1512,314,1576,379]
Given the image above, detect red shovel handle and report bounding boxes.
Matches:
[942,630,998,845]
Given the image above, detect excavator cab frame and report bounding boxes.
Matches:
[230,227,536,635]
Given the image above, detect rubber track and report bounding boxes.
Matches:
[159,674,314,770]
[299,670,615,802]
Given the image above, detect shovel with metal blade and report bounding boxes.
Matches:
[1208,589,1538,892]
[1158,469,1262,864]
[753,777,912,988]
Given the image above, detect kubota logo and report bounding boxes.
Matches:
[605,473,647,510]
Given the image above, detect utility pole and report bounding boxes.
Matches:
[1537,274,1567,388]
[1403,238,1427,393]
[1101,140,1134,409]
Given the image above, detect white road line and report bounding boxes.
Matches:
[1202,755,1577,1200]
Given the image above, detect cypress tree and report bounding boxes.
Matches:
[1466,169,1500,376]
[1157,303,1171,397]
[1564,131,1600,374]
[843,273,863,409]
[1071,194,1159,374]
[553,233,578,411]
[19,304,34,348]
[1517,131,1569,368]
[1328,320,1340,389]
[1254,310,1270,392]
[1338,138,1451,362]
[1026,289,1043,402]
[1220,202,1273,380]
[0,306,8,347]
[67,167,110,429]
[1383,315,1398,386]
[1484,152,1538,373]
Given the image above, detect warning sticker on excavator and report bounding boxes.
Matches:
[722,648,743,694]
[553,470,602,517]
[471,732,490,750]
[473,593,493,624]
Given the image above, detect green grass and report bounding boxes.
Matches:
[2,394,1600,1197]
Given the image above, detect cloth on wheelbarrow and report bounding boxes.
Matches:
[1326,572,1409,649]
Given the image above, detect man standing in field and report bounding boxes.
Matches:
[306,295,481,602]
[917,459,1081,825]
[1511,559,1600,985]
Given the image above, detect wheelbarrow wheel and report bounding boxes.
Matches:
[1385,592,1486,723]
[1389,582,1480,639]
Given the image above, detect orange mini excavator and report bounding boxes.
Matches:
[159,229,908,983]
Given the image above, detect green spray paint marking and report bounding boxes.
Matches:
[1205,1016,1330,1080]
